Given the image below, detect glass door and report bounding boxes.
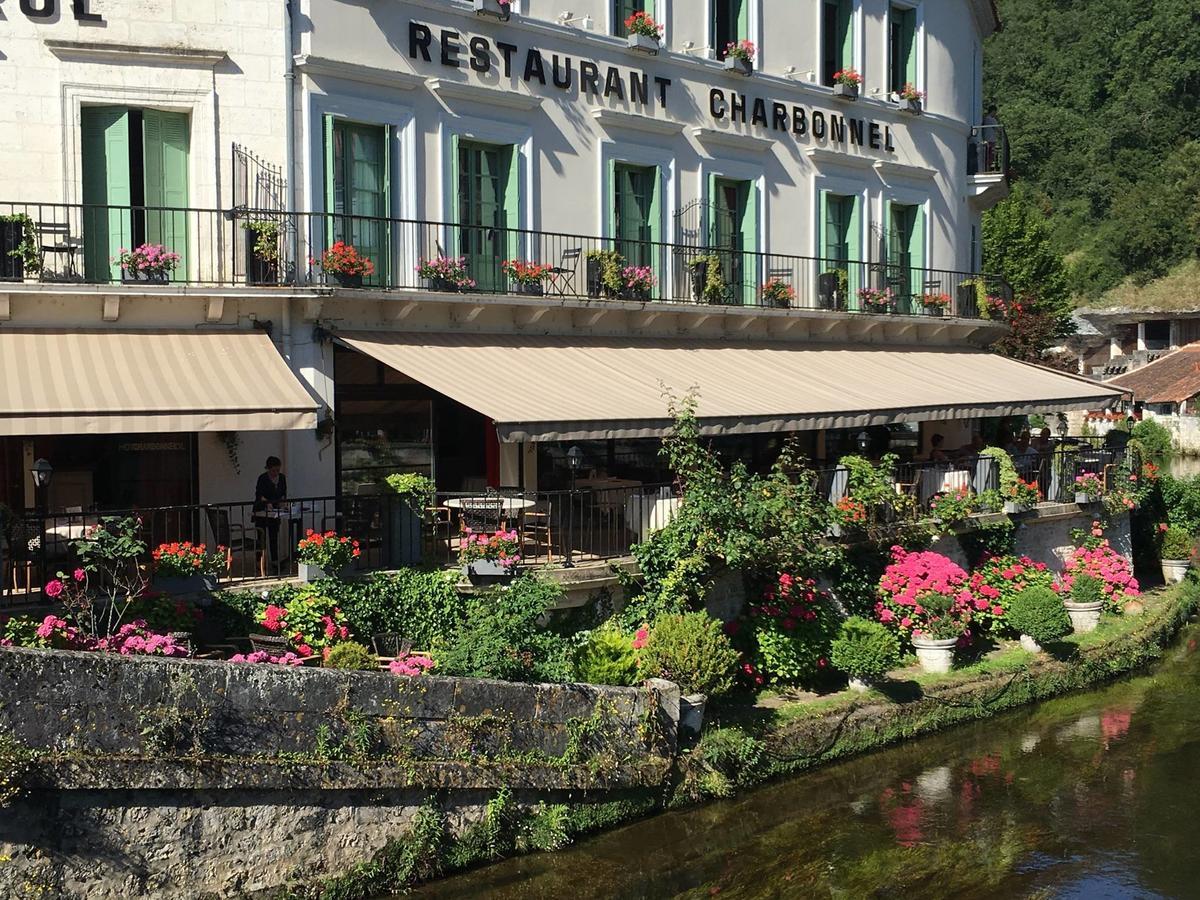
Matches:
[330,119,389,286]
[614,163,656,269]
[458,140,511,293]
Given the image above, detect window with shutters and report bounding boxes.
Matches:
[888,5,917,95]
[822,0,853,86]
[711,177,758,305]
[327,118,389,286]
[712,0,746,58]
[613,0,647,36]
[613,163,656,270]
[80,105,190,282]
[456,139,516,293]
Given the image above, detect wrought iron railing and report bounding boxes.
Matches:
[0,201,1009,319]
[968,124,1010,177]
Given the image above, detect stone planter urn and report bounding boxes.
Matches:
[1019,634,1043,654]
[1063,600,1104,634]
[833,82,860,100]
[463,559,515,587]
[912,636,958,674]
[847,676,872,693]
[473,0,511,20]
[679,694,707,739]
[1161,559,1190,584]
[723,56,753,76]
[627,33,660,55]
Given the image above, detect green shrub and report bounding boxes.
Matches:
[636,612,739,696]
[323,641,379,670]
[744,605,839,686]
[438,576,572,683]
[1159,474,1200,535]
[1006,585,1071,644]
[1131,419,1173,465]
[1070,573,1105,606]
[320,569,466,649]
[829,616,901,681]
[574,626,639,686]
[673,726,763,804]
[1161,525,1193,560]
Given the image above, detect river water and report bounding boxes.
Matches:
[419,623,1200,899]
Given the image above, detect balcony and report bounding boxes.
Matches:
[967,124,1011,209]
[0,202,1009,322]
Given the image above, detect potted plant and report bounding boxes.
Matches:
[0,213,41,282]
[619,264,656,301]
[760,278,795,309]
[920,291,950,317]
[956,278,986,317]
[980,294,1008,321]
[459,528,521,585]
[857,286,894,313]
[1007,584,1071,653]
[818,268,848,310]
[243,219,282,285]
[687,252,727,304]
[830,616,900,692]
[416,255,475,292]
[1004,477,1040,514]
[897,83,925,115]
[723,39,756,76]
[1073,471,1103,504]
[384,472,435,567]
[832,69,862,100]
[1159,524,1193,584]
[829,495,868,538]
[151,541,226,596]
[501,258,551,296]
[586,249,624,299]
[1061,573,1105,633]
[624,10,662,54]
[474,0,511,21]
[115,243,181,284]
[910,592,969,674]
[296,529,360,582]
[318,241,375,288]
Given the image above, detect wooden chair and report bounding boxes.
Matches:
[424,504,453,560]
[520,500,554,564]
[7,520,37,595]
[546,247,582,297]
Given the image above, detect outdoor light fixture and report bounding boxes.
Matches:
[856,431,871,453]
[566,445,584,471]
[1056,414,1069,440]
[30,458,53,489]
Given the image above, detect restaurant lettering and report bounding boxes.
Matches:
[409,20,895,155]
[17,0,103,22]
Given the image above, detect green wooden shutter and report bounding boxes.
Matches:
[649,165,662,289]
[142,109,190,281]
[81,106,132,282]
[322,114,336,255]
[741,183,758,305]
[846,195,862,300]
[606,158,617,245]
[838,0,853,69]
[909,204,925,299]
[903,8,917,86]
[380,124,391,284]
[502,144,521,260]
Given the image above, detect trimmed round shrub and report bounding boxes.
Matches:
[636,612,740,697]
[1161,525,1193,560]
[829,616,901,681]
[574,627,639,686]
[323,641,378,670]
[1006,585,1071,644]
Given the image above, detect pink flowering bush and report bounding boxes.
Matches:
[388,652,436,677]
[257,587,351,657]
[94,620,190,657]
[114,243,181,277]
[1,614,89,650]
[1056,542,1139,613]
[967,555,1054,636]
[875,547,975,642]
[621,265,656,295]
[229,650,305,666]
[738,573,836,686]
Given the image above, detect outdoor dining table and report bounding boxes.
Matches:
[918,468,973,507]
[444,497,536,515]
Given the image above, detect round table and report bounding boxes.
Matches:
[444,497,536,515]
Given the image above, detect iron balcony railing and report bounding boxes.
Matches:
[0,201,1010,320]
[968,124,1010,177]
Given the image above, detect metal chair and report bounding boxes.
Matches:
[459,496,505,535]
[520,500,554,564]
[371,632,413,660]
[546,247,581,297]
[205,506,265,578]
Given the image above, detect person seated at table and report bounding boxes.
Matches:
[1033,428,1053,453]
[956,434,985,458]
[929,433,949,463]
[253,456,288,572]
[1011,430,1038,460]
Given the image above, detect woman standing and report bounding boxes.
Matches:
[253,456,288,573]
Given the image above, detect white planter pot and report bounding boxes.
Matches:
[833,82,860,100]
[1003,501,1030,514]
[912,636,958,674]
[679,693,707,738]
[1074,492,1093,504]
[723,56,753,76]
[1063,600,1104,634]
[1161,559,1190,584]
[1019,634,1043,654]
[473,0,511,20]
[847,676,872,693]
[901,98,923,115]
[298,562,347,582]
[626,33,660,54]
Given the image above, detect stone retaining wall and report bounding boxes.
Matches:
[0,649,678,898]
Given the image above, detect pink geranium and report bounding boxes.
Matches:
[875,547,974,639]
[1056,541,1139,613]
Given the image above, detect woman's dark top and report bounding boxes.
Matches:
[253,472,287,514]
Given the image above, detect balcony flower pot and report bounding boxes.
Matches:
[473,0,511,20]
[723,56,753,76]
[923,305,944,317]
[690,259,708,302]
[586,258,604,298]
[833,83,859,100]
[1018,634,1043,654]
[0,219,24,282]
[1063,600,1104,634]
[298,562,347,582]
[1003,501,1030,514]
[901,98,923,115]
[912,636,957,674]
[627,33,660,55]
[1074,492,1093,505]
[956,283,980,317]
[244,228,279,286]
[332,271,363,289]
[620,286,651,302]
[1161,558,1191,585]
[512,281,544,296]
[463,559,515,586]
[152,574,218,597]
[122,270,169,285]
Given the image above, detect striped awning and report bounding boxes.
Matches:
[339,331,1125,443]
[0,329,318,435]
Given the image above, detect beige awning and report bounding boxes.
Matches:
[338,332,1125,443]
[0,329,318,435]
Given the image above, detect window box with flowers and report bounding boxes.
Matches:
[296,529,361,582]
[474,0,511,21]
[858,286,894,314]
[832,69,862,100]
[317,241,375,288]
[501,258,551,296]
[417,256,475,293]
[1074,471,1103,505]
[723,40,756,76]
[151,541,226,597]
[619,264,656,301]
[459,528,521,585]
[116,243,181,284]
[760,279,795,309]
[897,83,924,115]
[625,11,662,54]
[1003,477,1041,514]
[920,291,950,317]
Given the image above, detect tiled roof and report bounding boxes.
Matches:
[1108,344,1200,404]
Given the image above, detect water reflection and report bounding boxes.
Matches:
[413,628,1200,900]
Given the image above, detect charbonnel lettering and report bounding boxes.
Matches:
[410,21,673,109]
[710,88,894,151]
